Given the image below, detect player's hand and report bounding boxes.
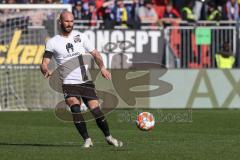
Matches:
[40,66,52,79]
[40,58,52,79]
[100,68,111,80]
[43,70,52,79]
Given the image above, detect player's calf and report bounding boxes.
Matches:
[70,104,90,142]
[91,107,123,147]
[91,107,110,137]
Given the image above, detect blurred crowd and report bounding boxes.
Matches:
[1,0,240,28]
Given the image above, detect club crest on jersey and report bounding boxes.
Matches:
[74,35,81,43]
[66,43,74,53]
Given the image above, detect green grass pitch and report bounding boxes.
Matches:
[0,109,239,160]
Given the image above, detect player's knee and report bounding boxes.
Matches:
[66,97,80,106]
[88,100,99,109]
[70,104,81,113]
[70,104,85,122]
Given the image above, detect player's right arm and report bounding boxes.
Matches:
[40,57,52,78]
[40,39,54,78]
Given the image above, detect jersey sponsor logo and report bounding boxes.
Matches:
[66,43,74,53]
[63,52,81,58]
[74,35,81,43]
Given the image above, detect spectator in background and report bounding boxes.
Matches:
[206,2,221,21]
[224,0,239,20]
[163,2,180,18]
[95,0,104,20]
[86,1,98,26]
[72,1,86,20]
[82,0,90,16]
[138,0,158,25]
[215,42,235,68]
[194,0,204,21]
[130,0,143,29]
[181,0,196,23]
[115,0,128,27]
[152,0,165,20]
[180,0,196,67]
[160,2,181,26]
[123,0,135,28]
[102,0,115,29]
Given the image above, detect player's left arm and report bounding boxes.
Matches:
[90,49,112,80]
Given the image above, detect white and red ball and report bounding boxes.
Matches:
[136,112,155,131]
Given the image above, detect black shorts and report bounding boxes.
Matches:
[62,81,99,101]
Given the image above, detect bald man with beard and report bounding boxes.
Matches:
[40,11,123,148]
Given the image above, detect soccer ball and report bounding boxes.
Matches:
[136,112,155,131]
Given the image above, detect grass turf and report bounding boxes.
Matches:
[0,109,239,160]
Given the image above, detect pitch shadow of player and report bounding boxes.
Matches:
[50,54,172,122]
[0,142,80,147]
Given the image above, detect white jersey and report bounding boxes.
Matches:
[45,30,95,84]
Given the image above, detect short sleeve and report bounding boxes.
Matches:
[43,39,54,58]
[45,39,54,52]
[82,34,95,53]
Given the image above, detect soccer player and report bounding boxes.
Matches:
[40,11,123,148]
